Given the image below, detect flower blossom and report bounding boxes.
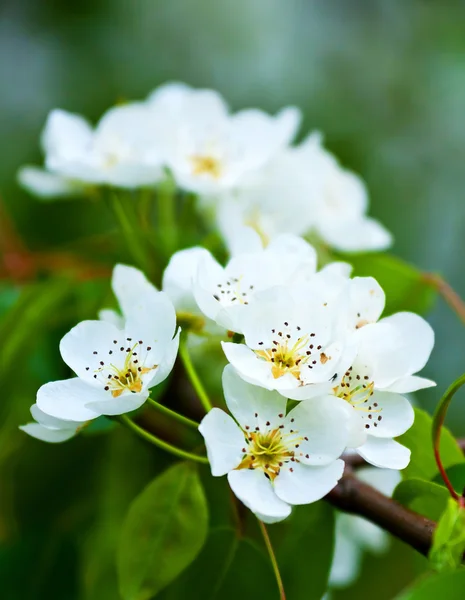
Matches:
[20,404,87,443]
[214,131,391,254]
[35,272,179,422]
[19,102,165,195]
[193,232,318,332]
[199,366,351,523]
[147,82,301,195]
[221,282,356,399]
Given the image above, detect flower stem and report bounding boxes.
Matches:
[146,396,200,429]
[257,519,286,600]
[179,339,213,413]
[116,414,208,464]
[423,272,465,326]
[158,177,178,258]
[109,191,149,272]
[432,373,465,501]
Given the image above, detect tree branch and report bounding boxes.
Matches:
[423,272,465,326]
[326,470,436,557]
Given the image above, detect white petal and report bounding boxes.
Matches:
[221,342,278,390]
[42,109,93,161]
[59,319,121,382]
[17,166,85,199]
[85,391,148,416]
[329,525,362,588]
[112,264,158,321]
[357,466,402,497]
[357,437,411,469]
[198,408,245,476]
[385,375,436,393]
[222,364,288,431]
[98,309,125,329]
[274,459,344,505]
[144,329,180,389]
[162,247,210,313]
[361,391,414,438]
[285,396,352,465]
[36,378,102,421]
[359,312,434,388]
[125,290,177,345]
[349,277,385,328]
[20,423,78,443]
[320,217,392,252]
[193,253,226,322]
[228,469,291,521]
[30,403,84,429]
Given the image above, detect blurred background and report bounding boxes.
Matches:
[1,1,465,598]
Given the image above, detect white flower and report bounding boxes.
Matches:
[36,288,180,421]
[329,466,401,588]
[215,147,318,249]
[17,166,87,199]
[20,103,165,194]
[20,404,86,443]
[162,247,212,316]
[194,233,318,332]
[147,82,301,194]
[324,312,435,469]
[99,263,159,328]
[296,133,392,252]
[199,366,350,523]
[214,131,392,254]
[221,282,356,400]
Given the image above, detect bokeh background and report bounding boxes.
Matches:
[1,1,465,598]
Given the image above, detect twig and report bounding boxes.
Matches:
[257,519,286,600]
[423,272,465,325]
[326,470,436,557]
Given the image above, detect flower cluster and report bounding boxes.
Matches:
[19,83,390,253]
[20,82,434,528]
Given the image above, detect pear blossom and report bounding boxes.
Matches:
[17,166,87,199]
[214,131,391,254]
[296,133,392,252]
[19,103,165,195]
[325,312,434,469]
[147,82,301,195]
[215,147,319,249]
[329,466,401,588]
[99,263,159,328]
[221,283,356,400]
[36,289,180,422]
[20,404,86,443]
[199,366,350,523]
[194,233,318,332]
[162,247,212,316]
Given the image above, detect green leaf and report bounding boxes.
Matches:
[275,502,335,600]
[117,462,208,600]
[433,464,465,494]
[396,569,465,599]
[342,252,437,315]
[159,528,276,600]
[393,479,450,521]
[398,408,464,481]
[429,498,465,572]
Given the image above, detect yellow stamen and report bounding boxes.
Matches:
[191,155,222,178]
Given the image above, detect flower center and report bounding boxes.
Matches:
[89,340,158,397]
[191,155,222,178]
[333,367,383,431]
[213,276,253,306]
[237,428,297,481]
[255,323,330,380]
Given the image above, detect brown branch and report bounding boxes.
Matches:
[326,470,436,557]
[423,272,465,326]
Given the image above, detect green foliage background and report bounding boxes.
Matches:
[1,1,465,598]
